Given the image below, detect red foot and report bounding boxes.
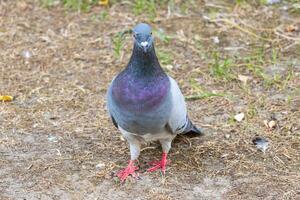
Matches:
[116,160,139,182]
[147,152,168,174]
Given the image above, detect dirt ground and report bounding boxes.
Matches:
[0,0,299,199]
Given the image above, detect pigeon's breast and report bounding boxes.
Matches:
[112,74,170,112]
[109,74,171,134]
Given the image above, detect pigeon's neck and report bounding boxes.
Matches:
[127,43,164,76]
[112,42,170,113]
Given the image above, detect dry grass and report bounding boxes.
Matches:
[0,0,300,199]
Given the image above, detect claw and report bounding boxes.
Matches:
[116,160,139,182]
[147,152,168,174]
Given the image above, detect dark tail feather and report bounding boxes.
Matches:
[181,117,204,137]
[190,124,204,135]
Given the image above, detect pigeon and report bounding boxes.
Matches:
[107,23,203,182]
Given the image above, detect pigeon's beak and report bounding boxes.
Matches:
[140,41,149,53]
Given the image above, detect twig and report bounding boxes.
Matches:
[212,18,273,42]
[141,146,157,152]
[274,29,300,42]
[283,41,299,50]
[186,92,225,101]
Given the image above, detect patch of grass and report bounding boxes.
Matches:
[265,67,295,89]
[133,0,156,21]
[258,0,268,5]
[185,92,225,100]
[227,115,236,125]
[63,0,98,11]
[179,0,195,14]
[188,78,202,93]
[112,29,131,58]
[235,0,247,5]
[193,38,209,60]
[186,79,226,100]
[241,47,271,83]
[287,95,292,105]
[41,0,57,7]
[153,29,171,44]
[91,10,109,21]
[194,40,203,57]
[281,68,295,89]
[271,48,278,64]
[112,34,124,58]
[40,0,99,11]
[289,2,300,14]
[210,52,235,81]
[240,47,296,89]
[246,104,258,119]
[263,73,281,88]
[157,49,172,65]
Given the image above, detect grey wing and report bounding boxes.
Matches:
[167,77,203,135]
[106,78,118,128]
[167,77,188,134]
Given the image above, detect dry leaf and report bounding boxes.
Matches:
[164,64,174,71]
[99,0,109,6]
[285,25,298,33]
[212,36,220,44]
[264,120,276,129]
[119,135,125,141]
[263,120,269,128]
[238,74,251,84]
[234,113,245,122]
[268,120,276,129]
[0,95,13,102]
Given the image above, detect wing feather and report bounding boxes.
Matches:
[167,76,203,135]
[167,77,189,134]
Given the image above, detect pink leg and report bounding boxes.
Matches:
[147,152,168,174]
[116,160,139,182]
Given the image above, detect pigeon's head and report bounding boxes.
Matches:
[132,23,153,53]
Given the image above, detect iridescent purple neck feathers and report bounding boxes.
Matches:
[127,43,162,76]
[112,42,170,112]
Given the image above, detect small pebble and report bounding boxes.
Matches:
[47,135,58,142]
[264,120,277,129]
[21,50,32,59]
[95,162,106,170]
[234,113,245,122]
[212,36,220,44]
[268,120,276,129]
[221,154,229,158]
